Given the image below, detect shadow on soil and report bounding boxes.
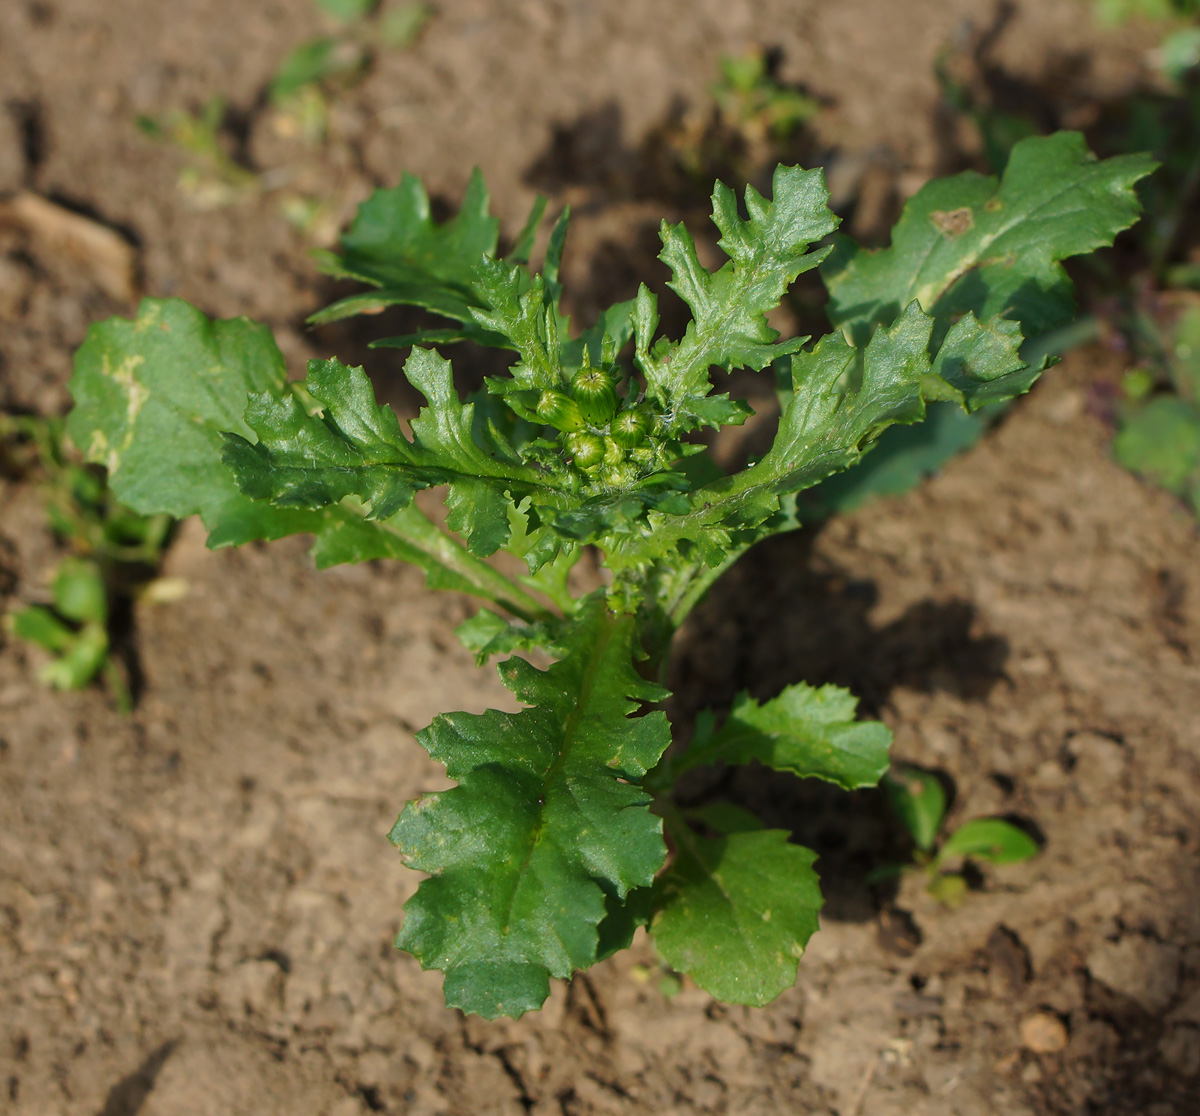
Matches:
[96,1040,176,1116]
[666,523,1011,924]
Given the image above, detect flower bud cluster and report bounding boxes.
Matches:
[534,350,668,489]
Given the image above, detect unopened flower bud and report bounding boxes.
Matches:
[610,407,649,447]
[536,390,585,432]
[565,431,605,470]
[570,367,618,426]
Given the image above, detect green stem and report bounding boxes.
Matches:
[665,547,750,631]
[102,657,133,714]
[384,504,556,623]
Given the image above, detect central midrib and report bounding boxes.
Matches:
[497,610,621,943]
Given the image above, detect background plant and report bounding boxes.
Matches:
[67,132,1151,1018]
[1,413,172,709]
[137,0,431,239]
[926,14,1200,523]
[663,48,821,189]
[270,0,432,143]
[871,765,1040,908]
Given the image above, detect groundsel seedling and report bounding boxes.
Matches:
[67,133,1152,1018]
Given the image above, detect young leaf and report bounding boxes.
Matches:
[824,131,1157,344]
[389,597,672,1019]
[454,608,570,664]
[884,766,947,853]
[7,606,75,653]
[270,38,365,103]
[223,350,550,557]
[315,0,377,21]
[679,682,891,790]
[651,813,822,1006]
[52,558,108,625]
[39,624,109,692]
[936,818,1040,866]
[309,169,500,334]
[638,164,839,433]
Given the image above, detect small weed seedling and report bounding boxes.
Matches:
[139,1,430,236]
[874,766,1039,907]
[137,98,260,210]
[1,413,172,709]
[1114,294,1200,512]
[7,556,119,704]
[710,49,820,146]
[270,0,432,139]
[663,48,821,192]
[68,132,1151,1017]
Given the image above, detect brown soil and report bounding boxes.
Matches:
[2,2,1198,1114]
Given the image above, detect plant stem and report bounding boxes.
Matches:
[387,504,556,623]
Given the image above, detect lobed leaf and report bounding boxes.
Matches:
[389,597,672,1018]
[223,349,548,557]
[799,404,998,518]
[606,301,939,576]
[825,131,1156,345]
[681,681,892,790]
[310,169,499,333]
[638,164,839,433]
[67,299,550,616]
[454,608,572,664]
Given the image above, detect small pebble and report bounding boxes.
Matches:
[1020,1011,1068,1054]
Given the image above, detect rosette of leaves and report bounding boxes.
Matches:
[67,132,1153,1017]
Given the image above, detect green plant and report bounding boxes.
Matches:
[710,49,820,148]
[270,0,432,115]
[67,132,1150,1018]
[6,557,122,703]
[1113,294,1200,511]
[872,766,1040,907]
[1,413,172,709]
[136,98,260,210]
[663,48,821,190]
[137,2,430,232]
[1093,0,1199,24]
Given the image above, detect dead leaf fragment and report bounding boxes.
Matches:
[0,191,139,301]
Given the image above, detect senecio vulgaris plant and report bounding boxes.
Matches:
[68,133,1152,1019]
